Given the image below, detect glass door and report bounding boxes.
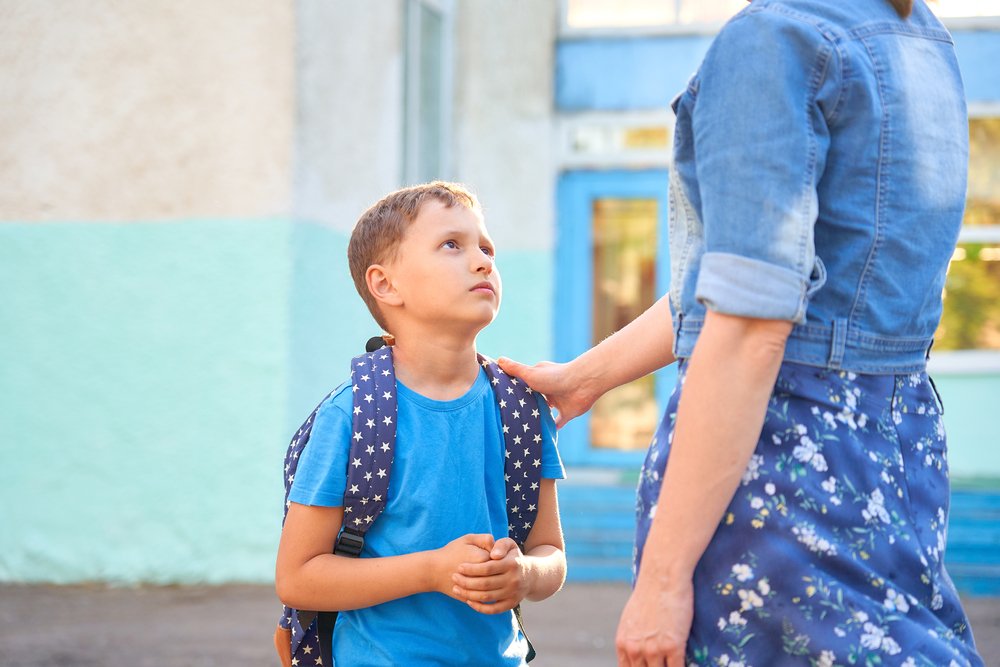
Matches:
[556,169,675,466]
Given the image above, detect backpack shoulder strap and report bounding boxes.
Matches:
[276,384,343,658]
[334,347,398,556]
[478,355,544,548]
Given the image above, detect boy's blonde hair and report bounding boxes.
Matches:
[348,181,482,331]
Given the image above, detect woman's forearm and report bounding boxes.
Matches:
[638,311,791,582]
[571,294,677,401]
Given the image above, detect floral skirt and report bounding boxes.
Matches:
[635,361,983,666]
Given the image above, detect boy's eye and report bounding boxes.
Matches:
[443,240,458,249]
[481,246,495,258]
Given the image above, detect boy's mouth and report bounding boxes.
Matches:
[471,281,495,294]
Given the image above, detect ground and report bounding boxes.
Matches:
[1,583,997,666]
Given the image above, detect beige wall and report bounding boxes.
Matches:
[293,0,406,231]
[453,1,557,250]
[0,1,294,221]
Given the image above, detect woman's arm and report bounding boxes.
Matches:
[616,310,792,666]
[275,502,494,612]
[499,294,677,427]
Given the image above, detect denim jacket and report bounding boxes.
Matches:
[669,0,968,373]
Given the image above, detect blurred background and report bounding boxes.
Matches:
[2,0,999,603]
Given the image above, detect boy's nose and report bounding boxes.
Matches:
[474,251,494,273]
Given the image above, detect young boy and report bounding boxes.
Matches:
[275,182,566,665]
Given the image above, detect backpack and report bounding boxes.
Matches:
[274,341,543,666]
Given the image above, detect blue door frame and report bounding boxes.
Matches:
[555,169,677,467]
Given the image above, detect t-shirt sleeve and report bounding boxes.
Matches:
[287,387,353,507]
[536,393,566,480]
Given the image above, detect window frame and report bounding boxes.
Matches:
[402,0,454,185]
[555,168,674,467]
[557,0,1000,38]
[931,104,1000,373]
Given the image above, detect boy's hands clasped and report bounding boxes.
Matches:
[437,534,529,614]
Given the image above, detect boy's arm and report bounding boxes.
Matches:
[275,501,494,612]
[451,478,566,613]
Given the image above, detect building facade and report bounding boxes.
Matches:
[1,0,997,592]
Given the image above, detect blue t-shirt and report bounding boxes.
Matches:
[289,366,565,666]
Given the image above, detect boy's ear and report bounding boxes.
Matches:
[366,264,404,308]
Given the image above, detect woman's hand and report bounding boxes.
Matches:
[496,358,596,428]
[616,574,694,667]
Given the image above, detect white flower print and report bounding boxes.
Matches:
[817,650,836,667]
[884,588,910,614]
[793,523,837,556]
[862,489,891,525]
[881,636,901,655]
[750,496,764,510]
[757,578,771,595]
[821,476,837,493]
[728,610,747,627]
[845,389,858,410]
[793,436,829,472]
[901,659,916,667]
[860,622,903,655]
[764,482,776,496]
[742,454,764,484]
[860,622,885,650]
[738,588,764,611]
[732,563,754,582]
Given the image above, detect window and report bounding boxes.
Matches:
[564,0,745,29]
[935,116,1000,351]
[927,0,1000,17]
[403,0,453,184]
[555,170,674,465]
[589,198,660,449]
[563,0,1000,31]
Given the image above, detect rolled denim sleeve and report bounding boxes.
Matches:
[691,7,838,322]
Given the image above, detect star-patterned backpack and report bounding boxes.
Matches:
[274,339,543,666]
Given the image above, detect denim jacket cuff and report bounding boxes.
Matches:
[695,252,807,323]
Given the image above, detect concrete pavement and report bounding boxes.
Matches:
[1,583,997,666]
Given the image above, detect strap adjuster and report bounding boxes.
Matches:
[334,528,365,557]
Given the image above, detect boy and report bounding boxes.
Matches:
[275,182,566,665]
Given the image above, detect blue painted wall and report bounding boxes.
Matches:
[556,29,1000,109]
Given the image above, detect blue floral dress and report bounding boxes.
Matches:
[635,361,983,666]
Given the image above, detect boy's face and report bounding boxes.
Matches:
[385,199,501,333]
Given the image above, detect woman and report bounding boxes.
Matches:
[499,0,984,664]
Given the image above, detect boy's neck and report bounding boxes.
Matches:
[389,332,483,401]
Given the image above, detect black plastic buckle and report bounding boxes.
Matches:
[334,528,365,558]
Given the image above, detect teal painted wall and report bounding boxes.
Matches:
[935,374,1000,481]
[0,219,291,583]
[0,219,553,584]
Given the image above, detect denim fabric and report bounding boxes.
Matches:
[669,0,968,373]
